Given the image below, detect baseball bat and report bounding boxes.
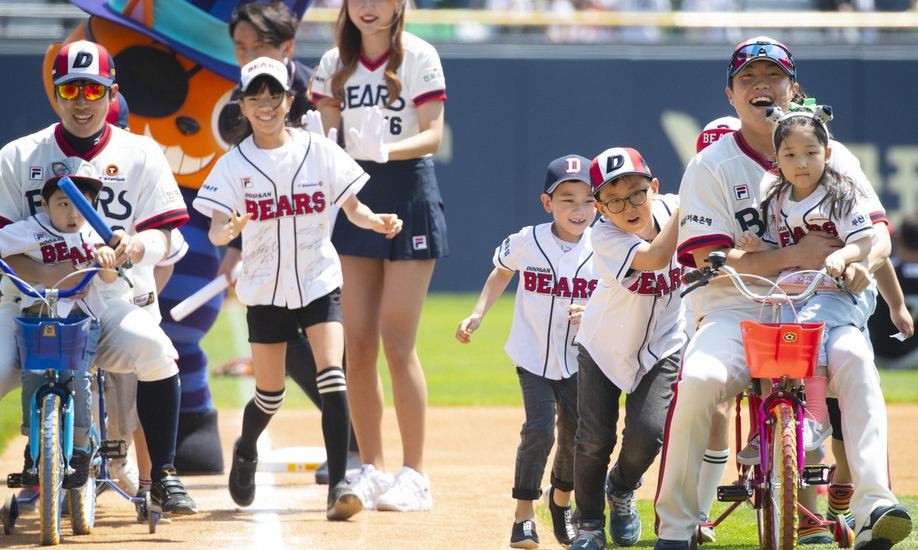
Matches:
[169,262,243,322]
[58,176,115,243]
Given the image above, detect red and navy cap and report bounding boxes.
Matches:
[544,154,592,194]
[589,147,653,197]
[41,175,104,203]
[696,116,741,153]
[728,36,795,81]
[52,40,116,87]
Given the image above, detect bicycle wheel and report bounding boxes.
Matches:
[68,467,96,535]
[761,402,798,550]
[39,393,63,546]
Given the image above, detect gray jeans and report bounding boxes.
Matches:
[573,345,680,522]
[513,367,578,500]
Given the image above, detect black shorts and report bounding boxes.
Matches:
[827,397,843,441]
[332,156,448,260]
[246,289,342,344]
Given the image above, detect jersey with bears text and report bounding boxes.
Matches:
[0,212,108,318]
[762,184,876,249]
[311,32,446,157]
[576,194,686,392]
[494,223,597,380]
[0,123,189,311]
[677,132,887,320]
[194,128,369,309]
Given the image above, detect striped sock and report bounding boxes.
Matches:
[317,367,350,487]
[238,387,285,460]
[698,448,729,520]
[828,483,855,528]
[799,514,831,541]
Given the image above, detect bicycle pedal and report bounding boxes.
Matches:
[99,439,128,459]
[7,474,22,489]
[717,484,750,502]
[802,465,832,485]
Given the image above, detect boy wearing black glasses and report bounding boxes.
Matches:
[569,147,682,550]
[0,39,196,516]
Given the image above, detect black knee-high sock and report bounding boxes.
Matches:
[137,374,180,482]
[317,367,350,487]
[238,387,285,460]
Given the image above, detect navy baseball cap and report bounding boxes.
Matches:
[544,154,592,194]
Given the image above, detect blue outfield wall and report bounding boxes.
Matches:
[3,52,916,291]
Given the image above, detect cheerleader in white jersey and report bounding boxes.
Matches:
[310,0,447,511]
[193,57,401,521]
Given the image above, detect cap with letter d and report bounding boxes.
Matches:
[589,147,653,197]
[543,154,592,194]
[52,40,116,87]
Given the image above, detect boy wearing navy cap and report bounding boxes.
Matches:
[456,154,597,548]
[570,147,683,549]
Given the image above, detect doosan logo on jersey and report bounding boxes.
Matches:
[245,191,326,221]
[345,84,405,111]
[627,267,684,297]
[522,271,597,299]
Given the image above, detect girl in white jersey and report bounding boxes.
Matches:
[310,0,447,512]
[193,57,401,522]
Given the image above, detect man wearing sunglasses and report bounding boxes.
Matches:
[653,37,910,549]
[0,40,197,516]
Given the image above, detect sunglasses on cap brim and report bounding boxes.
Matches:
[728,43,796,79]
[56,82,109,101]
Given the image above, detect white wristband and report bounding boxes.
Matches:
[135,229,169,267]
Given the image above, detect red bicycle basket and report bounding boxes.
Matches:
[739,321,824,378]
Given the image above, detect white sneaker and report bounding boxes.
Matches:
[737,435,760,466]
[108,456,140,496]
[803,418,832,451]
[376,466,432,512]
[347,464,393,510]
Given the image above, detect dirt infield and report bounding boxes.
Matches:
[2,404,917,549]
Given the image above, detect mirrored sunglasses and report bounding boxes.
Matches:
[56,83,109,101]
[728,43,796,79]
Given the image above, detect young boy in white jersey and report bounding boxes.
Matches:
[0,175,118,490]
[455,155,596,549]
[569,147,683,550]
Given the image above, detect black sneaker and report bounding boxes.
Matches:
[510,519,540,549]
[228,439,257,507]
[63,448,92,490]
[20,444,37,486]
[570,519,606,550]
[151,469,197,516]
[544,485,576,544]
[326,480,363,521]
[854,503,912,549]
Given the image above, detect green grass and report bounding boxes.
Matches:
[536,496,918,548]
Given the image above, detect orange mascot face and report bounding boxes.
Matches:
[43,18,235,190]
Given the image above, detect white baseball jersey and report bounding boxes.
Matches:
[0,213,108,318]
[494,223,597,380]
[194,128,369,308]
[677,132,887,321]
[311,32,446,157]
[576,194,687,393]
[761,184,875,248]
[0,123,189,312]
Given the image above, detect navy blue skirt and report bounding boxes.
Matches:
[332,156,449,260]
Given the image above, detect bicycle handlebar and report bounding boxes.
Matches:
[680,251,849,305]
[0,258,97,299]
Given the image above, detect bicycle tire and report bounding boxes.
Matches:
[68,468,96,535]
[761,402,799,550]
[39,393,63,546]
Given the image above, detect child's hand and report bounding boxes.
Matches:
[222,211,251,241]
[568,304,585,326]
[736,231,761,252]
[94,245,117,270]
[373,214,403,239]
[824,252,846,278]
[889,303,915,339]
[842,263,870,293]
[455,316,481,344]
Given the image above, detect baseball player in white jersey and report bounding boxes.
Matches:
[0,40,196,515]
[653,38,910,550]
[194,57,400,521]
[570,147,683,550]
[456,154,595,548]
